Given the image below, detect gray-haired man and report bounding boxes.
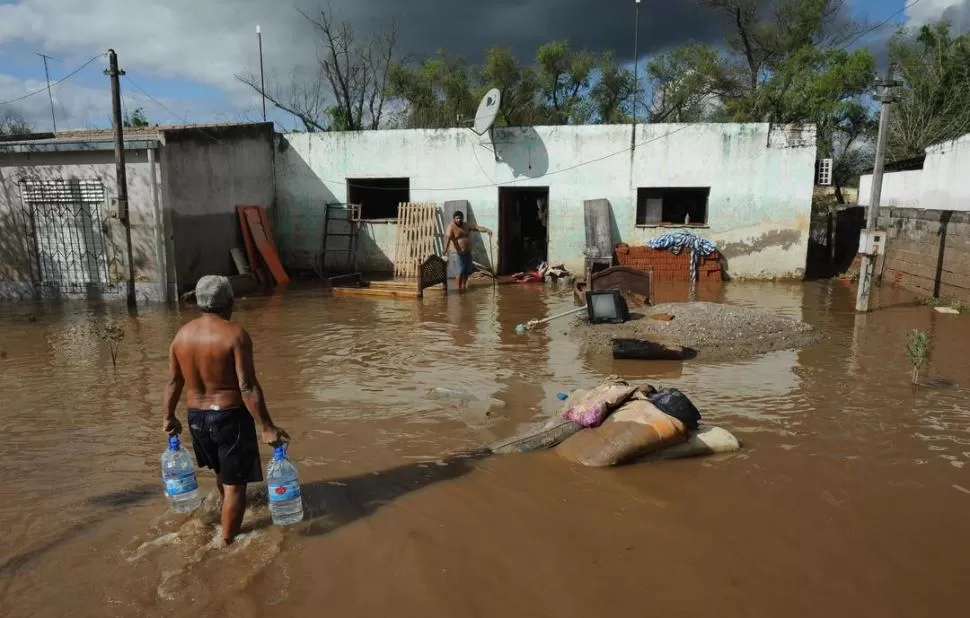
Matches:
[162,275,289,544]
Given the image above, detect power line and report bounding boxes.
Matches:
[0,53,106,106]
[840,0,925,49]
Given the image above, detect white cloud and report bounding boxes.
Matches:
[906,0,970,29]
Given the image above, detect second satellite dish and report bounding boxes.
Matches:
[472,88,502,136]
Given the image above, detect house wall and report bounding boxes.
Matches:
[275,123,817,279]
[875,207,970,303]
[0,149,165,301]
[859,133,970,212]
[160,125,276,291]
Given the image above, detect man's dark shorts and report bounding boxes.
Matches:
[457,251,474,277]
[187,406,263,485]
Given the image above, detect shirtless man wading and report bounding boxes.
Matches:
[162,275,289,545]
[443,210,491,291]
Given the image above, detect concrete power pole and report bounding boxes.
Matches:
[855,64,900,313]
[105,49,137,311]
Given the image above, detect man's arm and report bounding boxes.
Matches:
[162,343,184,434]
[470,224,492,235]
[442,224,454,255]
[234,330,288,445]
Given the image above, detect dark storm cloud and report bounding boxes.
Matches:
[291,0,721,62]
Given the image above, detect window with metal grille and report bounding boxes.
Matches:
[636,187,710,226]
[19,179,110,287]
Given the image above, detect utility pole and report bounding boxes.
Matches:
[36,53,57,131]
[855,64,900,313]
[105,49,137,311]
[257,25,267,122]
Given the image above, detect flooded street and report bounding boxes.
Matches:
[2,280,969,618]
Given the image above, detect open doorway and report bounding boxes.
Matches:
[498,187,549,275]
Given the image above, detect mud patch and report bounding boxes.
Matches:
[568,301,822,361]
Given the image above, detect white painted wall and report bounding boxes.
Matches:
[859,132,970,211]
[276,123,817,279]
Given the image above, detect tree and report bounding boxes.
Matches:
[888,20,970,161]
[0,111,32,136]
[479,47,540,127]
[123,107,149,128]
[647,43,728,122]
[589,52,636,124]
[236,6,399,131]
[534,41,596,125]
[388,50,478,129]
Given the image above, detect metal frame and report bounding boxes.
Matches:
[18,179,111,294]
[318,202,361,278]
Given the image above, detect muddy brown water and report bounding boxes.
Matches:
[1,280,969,618]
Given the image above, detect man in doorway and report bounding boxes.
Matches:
[443,210,492,291]
[162,275,289,545]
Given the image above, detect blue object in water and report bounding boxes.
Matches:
[160,435,203,514]
[556,392,569,401]
[267,444,304,526]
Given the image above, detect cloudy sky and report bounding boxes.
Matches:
[0,0,967,132]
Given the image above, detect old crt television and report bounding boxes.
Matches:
[585,290,629,325]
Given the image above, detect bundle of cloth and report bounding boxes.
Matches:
[510,261,572,284]
[646,230,718,284]
[488,376,741,467]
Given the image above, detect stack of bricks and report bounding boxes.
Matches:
[614,243,723,281]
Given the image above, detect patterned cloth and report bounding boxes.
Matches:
[646,230,718,284]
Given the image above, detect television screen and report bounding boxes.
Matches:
[586,290,628,324]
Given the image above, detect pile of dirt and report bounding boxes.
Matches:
[569,302,822,361]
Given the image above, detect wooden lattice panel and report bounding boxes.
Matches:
[394,203,439,278]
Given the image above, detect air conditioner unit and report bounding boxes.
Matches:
[816,158,833,186]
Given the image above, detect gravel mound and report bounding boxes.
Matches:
[569,302,822,362]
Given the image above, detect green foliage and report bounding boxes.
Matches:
[123,107,149,128]
[0,111,32,136]
[888,20,970,161]
[906,329,931,385]
[92,319,125,369]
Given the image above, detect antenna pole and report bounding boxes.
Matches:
[36,53,57,131]
[633,0,641,127]
[257,25,267,122]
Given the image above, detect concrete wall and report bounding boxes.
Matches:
[276,123,817,279]
[860,133,970,212]
[160,124,276,291]
[0,149,166,301]
[875,206,970,302]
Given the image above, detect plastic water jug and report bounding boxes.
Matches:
[267,444,304,526]
[161,435,203,513]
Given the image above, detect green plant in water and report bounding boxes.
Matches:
[906,329,932,386]
[92,320,125,369]
[918,296,944,307]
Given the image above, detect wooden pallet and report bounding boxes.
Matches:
[330,256,449,299]
[394,203,439,278]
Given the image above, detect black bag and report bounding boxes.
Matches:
[648,388,701,431]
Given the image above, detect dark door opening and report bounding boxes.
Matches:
[498,187,549,275]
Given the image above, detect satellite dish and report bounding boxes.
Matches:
[472,88,501,136]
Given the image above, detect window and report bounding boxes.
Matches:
[346,178,410,220]
[636,187,710,226]
[816,158,833,186]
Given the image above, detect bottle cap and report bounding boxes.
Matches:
[274,444,287,460]
[168,435,180,451]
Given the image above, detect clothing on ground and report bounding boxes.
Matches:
[187,406,263,485]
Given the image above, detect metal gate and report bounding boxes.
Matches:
[19,179,111,292]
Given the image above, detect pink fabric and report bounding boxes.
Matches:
[563,401,610,428]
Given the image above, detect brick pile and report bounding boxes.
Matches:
[614,243,723,281]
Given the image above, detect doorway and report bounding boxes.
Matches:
[498,187,549,275]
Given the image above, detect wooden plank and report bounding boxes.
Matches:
[236,205,264,285]
[583,199,613,259]
[331,287,420,299]
[244,208,290,285]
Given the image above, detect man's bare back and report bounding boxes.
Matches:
[170,315,248,411]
